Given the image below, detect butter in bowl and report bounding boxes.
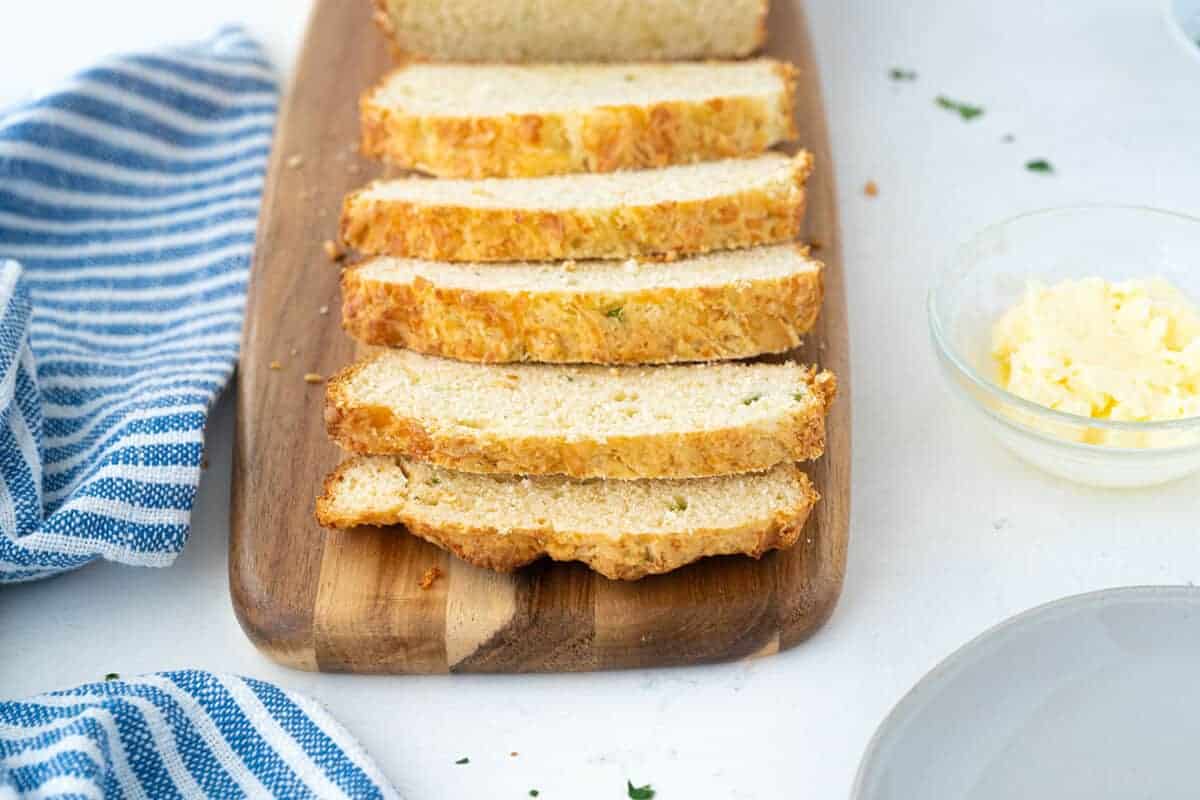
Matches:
[929,206,1200,488]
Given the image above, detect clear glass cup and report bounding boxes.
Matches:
[929,206,1200,488]
[1167,0,1200,64]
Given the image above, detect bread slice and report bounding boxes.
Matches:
[340,152,813,261]
[372,0,768,63]
[360,61,797,178]
[324,349,837,479]
[341,245,824,364]
[316,456,817,580]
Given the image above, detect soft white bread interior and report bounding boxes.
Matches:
[367,61,791,117]
[373,0,769,63]
[341,153,813,260]
[358,152,803,209]
[340,245,824,363]
[316,455,818,579]
[360,61,797,177]
[324,349,837,479]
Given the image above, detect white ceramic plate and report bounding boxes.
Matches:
[854,587,1200,799]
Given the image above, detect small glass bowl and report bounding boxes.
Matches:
[1166,0,1200,65]
[929,206,1200,488]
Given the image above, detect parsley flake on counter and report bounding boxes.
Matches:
[627,781,656,799]
[1025,159,1054,173]
[104,673,120,681]
[935,95,984,121]
[455,757,470,765]
[529,792,540,798]
[889,68,918,81]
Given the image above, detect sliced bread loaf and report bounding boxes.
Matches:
[372,0,768,63]
[324,349,837,479]
[341,245,824,364]
[360,61,797,178]
[316,456,817,580]
[340,152,813,261]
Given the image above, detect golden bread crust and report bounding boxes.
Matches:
[340,251,824,363]
[359,64,798,178]
[314,460,819,580]
[339,152,813,261]
[323,358,837,479]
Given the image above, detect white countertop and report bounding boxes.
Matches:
[3,1,1199,797]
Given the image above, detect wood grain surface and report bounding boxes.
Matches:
[230,0,851,674]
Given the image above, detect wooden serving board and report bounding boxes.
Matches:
[230,0,851,673]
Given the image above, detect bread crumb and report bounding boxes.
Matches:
[510,752,519,757]
[323,239,344,262]
[269,360,282,370]
[286,154,304,169]
[304,373,324,384]
[864,180,879,197]
[319,305,330,315]
[809,239,824,251]
[200,458,209,470]
[561,259,577,273]
[419,566,443,590]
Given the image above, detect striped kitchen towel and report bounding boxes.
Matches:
[0,26,276,582]
[0,670,399,799]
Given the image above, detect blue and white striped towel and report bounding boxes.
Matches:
[0,670,399,799]
[0,30,404,800]
[0,27,275,582]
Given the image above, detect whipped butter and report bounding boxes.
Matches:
[992,277,1200,445]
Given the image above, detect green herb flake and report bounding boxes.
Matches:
[667,496,688,512]
[429,476,441,485]
[104,673,120,681]
[793,393,804,402]
[627,781,656,799]
[605,306,625,321]
[455,757,469,765]
[529,792,540,798]
[889,68,918,81]
[1025,159,1054,174]
[743,394,763,406]
[935,95,984,121]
